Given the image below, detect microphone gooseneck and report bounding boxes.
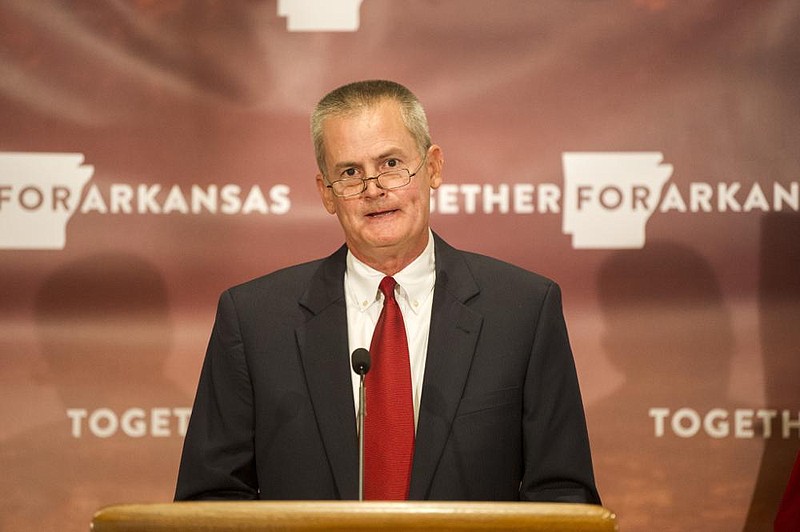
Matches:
[351,348,371,501]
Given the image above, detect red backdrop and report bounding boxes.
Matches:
[1,1,798,530]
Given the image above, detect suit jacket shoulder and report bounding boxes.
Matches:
[223,244,348,316]
[433,233,558,305]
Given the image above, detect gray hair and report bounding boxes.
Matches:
[311,80,432,175]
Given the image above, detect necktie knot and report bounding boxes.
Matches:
[379,276,397,302]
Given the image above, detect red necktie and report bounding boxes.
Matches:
[364,276,415,500]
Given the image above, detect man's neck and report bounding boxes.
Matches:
[347,231,432,276]
[348,249,420,276]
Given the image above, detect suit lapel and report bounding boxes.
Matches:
[409,234,482,499]
[296,245,358,500]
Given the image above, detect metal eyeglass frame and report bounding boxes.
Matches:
[325,152,429,198]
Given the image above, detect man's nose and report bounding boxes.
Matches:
[362,177,385,198]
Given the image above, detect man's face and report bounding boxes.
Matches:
[316,99,443,269]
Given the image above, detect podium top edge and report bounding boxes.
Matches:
[91,501,618,532]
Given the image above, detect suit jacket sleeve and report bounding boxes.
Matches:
[520,281,600,504]
[174,289,259,500]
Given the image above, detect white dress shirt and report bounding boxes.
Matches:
[345,230,436,430]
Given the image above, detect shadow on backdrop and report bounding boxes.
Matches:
[744,213,800,530]
[0,253,188,532]
[590,240,759,531]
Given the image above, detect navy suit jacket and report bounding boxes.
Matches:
[175,234,599,503]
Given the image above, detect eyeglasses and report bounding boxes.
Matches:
[325,153,428,198]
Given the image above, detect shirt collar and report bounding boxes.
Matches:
[345,229,436,315]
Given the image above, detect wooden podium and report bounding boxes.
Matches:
[91,501,617,531]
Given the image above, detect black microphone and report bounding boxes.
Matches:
[351,348,370,501]
[351,347,371,375]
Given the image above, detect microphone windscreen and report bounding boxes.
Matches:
[351,348,371,375]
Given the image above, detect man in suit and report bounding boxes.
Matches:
[175,80,600,503]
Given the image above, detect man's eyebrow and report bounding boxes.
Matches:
[332,150,407,173]
[333,160,361,172]
[378,151,408,162]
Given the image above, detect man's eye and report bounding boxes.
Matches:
[386,159,399,168]
[343,168,358,177]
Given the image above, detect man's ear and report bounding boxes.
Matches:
[427,144,444,190]
[316,174,337,214]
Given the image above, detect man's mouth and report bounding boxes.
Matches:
[366,209,398,218]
